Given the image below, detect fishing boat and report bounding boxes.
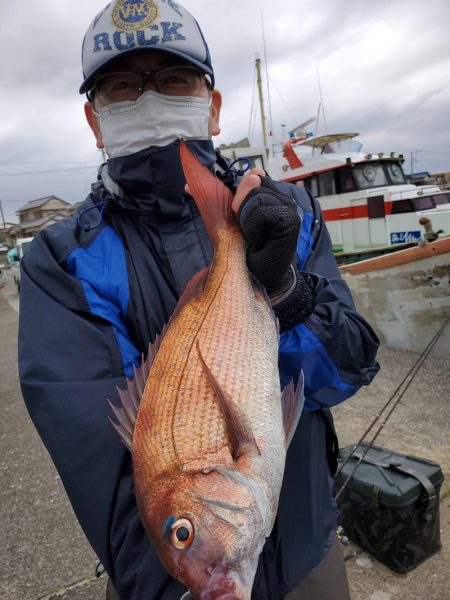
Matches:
[219,131,450,356]
[269,132,450,256]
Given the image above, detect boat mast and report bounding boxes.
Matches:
[261,11,274,155]
[255,57,269,157]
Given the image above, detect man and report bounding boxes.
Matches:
[19,2,379,599]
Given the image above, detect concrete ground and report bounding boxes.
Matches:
[1,273,449,600]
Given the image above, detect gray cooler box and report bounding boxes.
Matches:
[335,444,444,572]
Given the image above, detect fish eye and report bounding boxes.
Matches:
[171,518,194,549]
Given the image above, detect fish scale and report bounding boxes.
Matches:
[134,228,276,475]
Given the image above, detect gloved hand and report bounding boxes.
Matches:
[236,175,300,299]
[233,173,315,331]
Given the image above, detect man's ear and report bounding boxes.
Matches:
[84,101,104,150]
[209,89,222,137]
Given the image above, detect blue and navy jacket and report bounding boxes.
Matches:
[18,147,379,600]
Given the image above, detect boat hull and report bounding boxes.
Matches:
[340,237,450,356]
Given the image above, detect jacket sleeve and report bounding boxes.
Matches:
[18,232,186,600]
[278,193,380,410]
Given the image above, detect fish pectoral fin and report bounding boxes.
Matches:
[197,341,260,460]
[282,371,305,449]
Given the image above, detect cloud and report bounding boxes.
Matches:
[1,0,450,222]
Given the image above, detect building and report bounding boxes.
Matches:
[0,195,72,251]
[434,171,450,188]
[406,171,450,188]
[15,196,71,237]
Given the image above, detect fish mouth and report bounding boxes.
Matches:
[202,589,245,600]
[201,580,249,600]
[200,565,251,600]
[180,567,251,600]
[181,591,246,600]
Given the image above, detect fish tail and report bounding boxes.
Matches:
[180,140,234,246]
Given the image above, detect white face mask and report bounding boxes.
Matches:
[97,91,212,159]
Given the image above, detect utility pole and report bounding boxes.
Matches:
[255,58,269,157]
[0,200,6,229]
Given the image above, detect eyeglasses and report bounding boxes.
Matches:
[88,66,208,105]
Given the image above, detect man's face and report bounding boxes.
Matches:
[84,51,222,150]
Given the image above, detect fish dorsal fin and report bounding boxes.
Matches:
[108,334,163,451]
[180,140,234,247]
[197,340,260,460]
[281,372,305,449]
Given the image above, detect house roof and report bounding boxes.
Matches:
[0,222,18,231]
[409,171,431,180]
[17,195,70,212]
[18,214,66,230]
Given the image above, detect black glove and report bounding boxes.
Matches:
[236,176,300,296]
[236,176,314,331]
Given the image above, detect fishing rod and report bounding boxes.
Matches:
[334,316,449,501]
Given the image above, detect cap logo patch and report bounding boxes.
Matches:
[112,0,159,31]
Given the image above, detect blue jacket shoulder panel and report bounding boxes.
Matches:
[66,225,140,377]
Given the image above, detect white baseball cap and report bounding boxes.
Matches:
[80,0,215,94]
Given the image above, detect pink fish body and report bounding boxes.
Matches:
[111,141,303,600]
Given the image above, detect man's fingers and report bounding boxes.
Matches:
[232,168,266,214]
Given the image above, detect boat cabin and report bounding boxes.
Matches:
[273,133,450,253]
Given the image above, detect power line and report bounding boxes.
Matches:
[420,150,450,155]
[0,161,97,166]
[0,165,98,177]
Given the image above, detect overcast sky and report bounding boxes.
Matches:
[1,0,450,223]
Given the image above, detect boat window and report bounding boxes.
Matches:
[304,176,319,197]
[353,163,388,189]
[339,168,356,192]
[317,171,336,196]
[391,199,414,214]
[386,162,406,184]
[434,193,450,205]
[413,196,435,211]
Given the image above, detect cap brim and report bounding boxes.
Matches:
[79,46,214,94]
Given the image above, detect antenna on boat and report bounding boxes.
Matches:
[316,66,328,135]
